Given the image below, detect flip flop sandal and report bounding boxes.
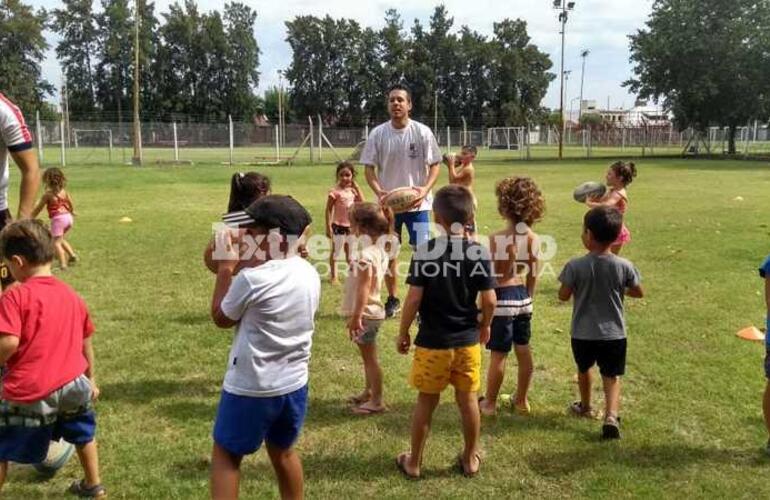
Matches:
[456,452,481,478]
[396,453,420,480]
[347,394,371,405]
[69,480,107,498]
[351,405,386,415]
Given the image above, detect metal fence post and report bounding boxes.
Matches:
[228,115,234,166]
[59,119,66,167]
[173,122,179,162]
[35,111,43,163]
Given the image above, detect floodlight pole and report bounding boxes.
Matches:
[555,0,575,160]
[579,49,589,122]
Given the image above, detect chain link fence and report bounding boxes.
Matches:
[34,117,770,167]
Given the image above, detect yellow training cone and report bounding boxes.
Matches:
[119,217,133,223]
[736,326,765,342]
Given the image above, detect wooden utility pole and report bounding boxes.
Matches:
[131,0,142,165]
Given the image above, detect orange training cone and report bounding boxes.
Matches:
[736,326,765,342]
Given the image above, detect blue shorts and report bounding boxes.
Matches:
[213,385,308,456]
[0,410,96,463]
[394,210,430,248]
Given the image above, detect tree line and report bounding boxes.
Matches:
[0,1,554,127]
[1,0,261,122]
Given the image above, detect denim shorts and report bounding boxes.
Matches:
[394,210,430,248]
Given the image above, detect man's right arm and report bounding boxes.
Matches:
[364,165,386,200]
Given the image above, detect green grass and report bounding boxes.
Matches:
[39,143,691,168]
[4,157,770,498]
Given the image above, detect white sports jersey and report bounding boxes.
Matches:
[0,94,33,211]
[360,119,442,211]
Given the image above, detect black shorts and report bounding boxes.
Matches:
[0,209,14,289]
[331,223,351,236]
[487,315,532,352]
[571,338,627,377]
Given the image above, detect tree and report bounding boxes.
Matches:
[52,0,99,119]
[0,0,53,114]
[626,0,770,153]
[223,2,261,120]
[579,113,603,129]
[94,0,131,121]
[263,86,292,124]
[486,19,554,127]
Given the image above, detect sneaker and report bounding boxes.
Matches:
[601,414,621,440]
[68,480,107,498]
[385,296,401,318]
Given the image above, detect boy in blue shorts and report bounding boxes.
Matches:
[0,220,104,497]
[558,206,643,440]
[209,195,320,499]
[760,254,770,454]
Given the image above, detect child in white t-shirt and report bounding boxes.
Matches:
[209,195,320,500]
[340,203,390,415]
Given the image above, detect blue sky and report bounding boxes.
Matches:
[28,0,653,112]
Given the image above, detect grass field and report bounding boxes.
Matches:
[38,143,693,167]
[4,156,770,499]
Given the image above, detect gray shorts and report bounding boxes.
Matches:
[1,374,93,427]
[355,319,383,345]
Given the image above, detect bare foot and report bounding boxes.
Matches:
[352,402,386,415]
[347,391,371,405]
[396,452,420,479]
[478,397,496,417]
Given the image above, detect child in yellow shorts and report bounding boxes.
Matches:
[395,185,496,479]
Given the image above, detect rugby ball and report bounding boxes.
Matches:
[33,439,75,477]
[382,187,420,213]
[573,181,607,203]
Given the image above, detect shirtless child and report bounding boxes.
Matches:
[444,145,477,234]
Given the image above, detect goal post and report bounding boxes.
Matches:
[72,129,113,163]
[487,127,526,150]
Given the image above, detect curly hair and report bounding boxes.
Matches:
[610,161,637,186]
[42,167,66,194]
[495,176,545,226]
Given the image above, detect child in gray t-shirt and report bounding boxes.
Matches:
[558,206,643,440]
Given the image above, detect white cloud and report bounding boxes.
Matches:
[29,0,655,113]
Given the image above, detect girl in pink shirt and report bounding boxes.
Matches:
[325,162,364,283]
[586,161,637,255]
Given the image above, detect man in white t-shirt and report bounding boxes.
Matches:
[209,195,321,500]
[0,92,41,288]
[361,84,442,317]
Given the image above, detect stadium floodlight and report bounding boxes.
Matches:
[554,0,576,160]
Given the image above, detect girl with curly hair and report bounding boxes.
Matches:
[32,167,78,269]
[586,161,637,255]
[479,176,545,417]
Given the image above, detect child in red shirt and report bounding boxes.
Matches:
[0,220,104,497]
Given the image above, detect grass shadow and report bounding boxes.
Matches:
[527,443,769,478]
[100,378,219,404]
